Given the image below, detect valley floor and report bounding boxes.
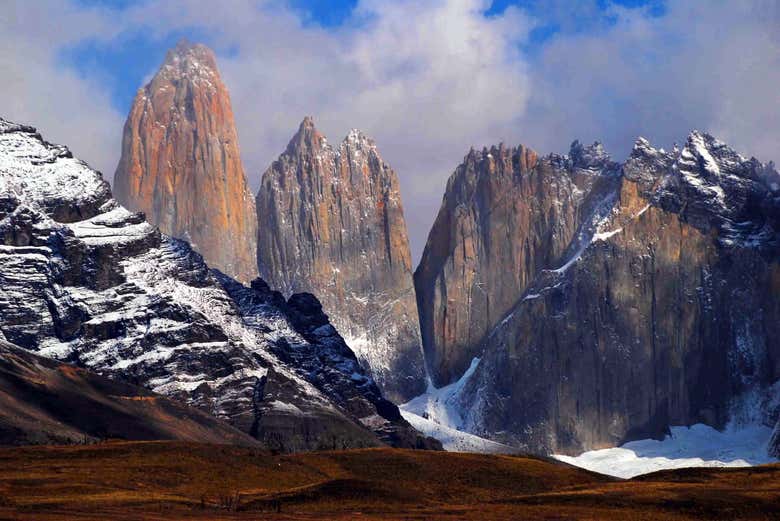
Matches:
[0,442,779,520]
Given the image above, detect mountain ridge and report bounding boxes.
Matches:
[411,129,780,455]
[0,115,438,452]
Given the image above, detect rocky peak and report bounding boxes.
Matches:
[256,119,426,403]
[569,140,611,169]
[414,139,613,386]
[286,116,329,156]
[155,39,219,88]
[456,144,539,188]
[0,116,434,452]
[623,131,780,251]
[113,42,258,283]
[343,128,373,147]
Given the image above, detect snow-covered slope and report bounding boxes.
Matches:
[555,423,776,479]
[0,117,436,452]
[400,358,515,453]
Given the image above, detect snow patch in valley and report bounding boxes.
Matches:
[402,357,481,430]
[400,409,514,453]
[400,358,513,453]
[554,423,776,479]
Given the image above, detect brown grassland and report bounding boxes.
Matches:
[0,441,778,520]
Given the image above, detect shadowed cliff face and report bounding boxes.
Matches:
[0,117,438,452]
[444,132,780,455]
[113,40,257,283]
[256,118,426,403]
[414,141,621,386]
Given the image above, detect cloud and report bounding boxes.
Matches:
[0,1,125,176]
[518,1,780,163]
[1,0,778,261]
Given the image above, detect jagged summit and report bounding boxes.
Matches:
[161,39,218,74]
[569,140,612,169]
[413,129,780,455]
[257,121,426,403]
[622,130,780,251]
[285,117,379,157]
[113,41,258,283]
[285,116,328,155]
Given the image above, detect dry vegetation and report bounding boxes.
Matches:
[0,442,778,520]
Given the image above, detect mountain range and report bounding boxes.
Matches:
[1,39,779,468]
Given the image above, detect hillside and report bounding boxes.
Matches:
[0,340,258,446]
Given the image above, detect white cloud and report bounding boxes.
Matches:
[519,1,780,164]
[0,1,124,176]
[1,0,777,260]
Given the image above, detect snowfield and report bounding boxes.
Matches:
[400,358,515,453]
[555,423,777,479]
[402,355,779,475]
[400,409,514,453]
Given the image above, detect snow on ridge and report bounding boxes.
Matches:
[685,131,722,176]
[0,119,109,212]
[555,423,776,479]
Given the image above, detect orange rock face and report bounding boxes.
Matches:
[113,40,257,282]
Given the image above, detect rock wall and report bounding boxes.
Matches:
[452,133,780,454]
[256,117,426,403]
[113,40,257,282]
[414,141,620,385]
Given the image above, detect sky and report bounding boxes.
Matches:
[2,0,779,261]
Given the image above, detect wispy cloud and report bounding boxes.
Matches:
[2,0,777,259]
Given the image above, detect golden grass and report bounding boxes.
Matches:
[0,441,778,520]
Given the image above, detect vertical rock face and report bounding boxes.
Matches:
[414,141,620,386]
[448,132,780,454]
[113,40,257,282]
[256,117,426,403]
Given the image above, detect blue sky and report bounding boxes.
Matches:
[63,0,667,120]
[4,0,778,259]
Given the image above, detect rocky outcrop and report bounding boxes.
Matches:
[113,40,257,283]
[445,132,780,454]
[0,339,260,446]
[256,117,426,403]
[414,141,621,385]
[0,117,438,452]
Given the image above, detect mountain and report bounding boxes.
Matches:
[0,117,438,452]
[256,117,426,403]
[113,40,257,283]
[0,339,259,446]
[414,141,620,385]
[413,131,780,454]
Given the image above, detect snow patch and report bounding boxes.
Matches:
[402,357,481,431]
[400,409,514,453]
[592,227,622,242]
[399,358,511,452]
[555,423,776,478]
